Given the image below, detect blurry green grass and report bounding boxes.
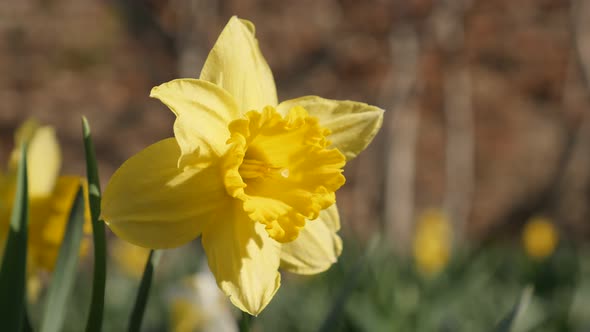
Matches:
[259,239,585,332]
[28,236,590,332]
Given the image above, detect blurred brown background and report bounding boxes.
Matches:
[1,0,590,251]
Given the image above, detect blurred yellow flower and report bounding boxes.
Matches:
[110,238,150,278]
[413,210,452,276]
[168,269,237,332]
[522,216,558,260]
[101,16,384,315]
[0,119,91,274]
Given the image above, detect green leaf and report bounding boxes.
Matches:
[128,250,161,332]
[493,286,534,332]
[0,143,29,332]
[82,116,107,332]
[40,185,86,332]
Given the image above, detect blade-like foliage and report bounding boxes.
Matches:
[493,286,534,332]
[0,143,29,331]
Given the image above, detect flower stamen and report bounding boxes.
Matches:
[238,159,284,180]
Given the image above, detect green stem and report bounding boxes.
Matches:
[239,311,253,332]
[82,117,107,332]
[23,309,34,332]
[128,250,161,332]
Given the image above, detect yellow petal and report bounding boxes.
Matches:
[101,138,230,249]
[10,121,61,197]
[280,204,342,275]
[200,16,278,113]
[150,79,240,166]
[28,176,84,271]
[277,96,384,160]
[202,202,281,316]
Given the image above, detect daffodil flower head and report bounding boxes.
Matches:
[0,119,91,274]
[101,16,384,315]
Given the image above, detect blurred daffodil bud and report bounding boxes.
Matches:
[0,119,91,275]
[522,216,558,260]
[413,209,452,277]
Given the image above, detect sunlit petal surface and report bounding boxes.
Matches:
[200,17,278,113]
[150,79,240,165]
[280,204,342,275]
[202,202,281,316]
[102,138,230,248]
[277,96,384,160]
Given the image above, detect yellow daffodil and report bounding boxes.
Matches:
[413,209,452,277]
[168,268,237,332]
[522,216,558,260]
[0,119,91,274]
[101,16,383,315]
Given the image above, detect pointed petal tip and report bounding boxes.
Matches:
[224,271,281,316]
[277,96,385,160]
[203,216,282,316]
[200,16,277,111]
[149,85,161,99]
[227,15,253,30]
[238,18,256,35]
